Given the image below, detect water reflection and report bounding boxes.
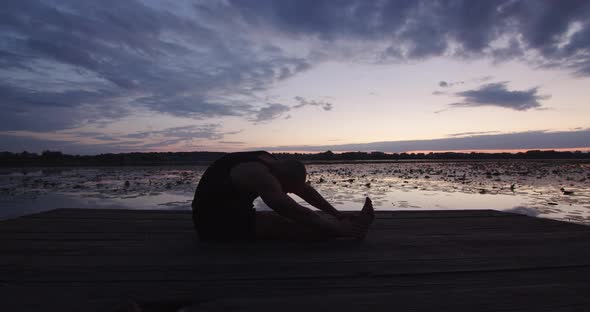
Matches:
[0,161,588,224]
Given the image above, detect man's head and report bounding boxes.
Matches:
[272,159,307,193]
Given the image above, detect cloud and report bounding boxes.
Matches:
[252,103,291,122]
[436,76,491,92]
[0,134,80,154]
[0,82,127,131]
[293,96,333,111]
[227,1,590,72]
[261,129,590,153]
[1,0,590,146]
[447,131,501,137]
[124,125,225,141]
[0,124,232,154]
[438,80,464,88]
[0,133,143,155]
[0,0,311,131]
[449,82,550,111]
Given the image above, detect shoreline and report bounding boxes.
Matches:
[2,158,590,168]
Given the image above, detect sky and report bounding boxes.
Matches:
[1,0,590,154]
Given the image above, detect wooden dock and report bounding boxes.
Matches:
[1,209,590,312]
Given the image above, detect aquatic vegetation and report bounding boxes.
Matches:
[0,160,588,224]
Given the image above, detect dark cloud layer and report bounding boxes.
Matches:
[229,0,590,66]
[0,134,144,155]
[263,129,590,153]
[450,82,549,111]
[1,0,590,149]
[0,124,233,154]
[0,0,310,131]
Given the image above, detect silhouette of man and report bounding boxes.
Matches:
[192,151,374,241]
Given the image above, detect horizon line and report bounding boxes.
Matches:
[3,147,590,156]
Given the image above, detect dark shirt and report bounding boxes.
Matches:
[191,151,275,240]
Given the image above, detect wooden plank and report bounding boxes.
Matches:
[1,211,585,234]
[0,208,589,312]
[4,257,590,283]
[20,208,192,220]
[13,208,512,221]
[3,267,590,312]
[2,229,589,255]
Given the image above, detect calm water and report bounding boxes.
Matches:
[1,160,589,224]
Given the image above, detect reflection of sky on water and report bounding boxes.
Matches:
[0,191,193,220]
[0,162,588,224]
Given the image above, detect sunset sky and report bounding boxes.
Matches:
[1,0,590,154]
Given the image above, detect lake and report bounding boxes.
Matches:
[1,160,589,224]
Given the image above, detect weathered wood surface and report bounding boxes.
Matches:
[1,208,589,312]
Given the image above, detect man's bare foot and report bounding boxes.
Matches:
[358,197,375,226]
[351,197,374,240]
[335,197,375,239]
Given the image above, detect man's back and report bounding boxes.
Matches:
[193,151,274,204]
[191,151,275,241]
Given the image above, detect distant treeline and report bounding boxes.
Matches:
[275,150,590,161]
[1,149,589,167]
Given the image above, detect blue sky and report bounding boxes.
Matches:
[1,0,590,154]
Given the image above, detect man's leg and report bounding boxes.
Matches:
[255,198,374,241]
[255,211,336,241]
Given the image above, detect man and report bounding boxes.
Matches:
[192,151,374,241]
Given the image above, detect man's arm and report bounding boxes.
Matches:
[261,189,343,236]
[231,163,348,236]
[294,183,344,219]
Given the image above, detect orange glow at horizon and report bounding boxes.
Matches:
[268,147,590,154]
[405,147,590,154]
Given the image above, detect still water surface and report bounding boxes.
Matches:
[1,161,589,224]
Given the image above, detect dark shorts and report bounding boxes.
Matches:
[192,201,256,242]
